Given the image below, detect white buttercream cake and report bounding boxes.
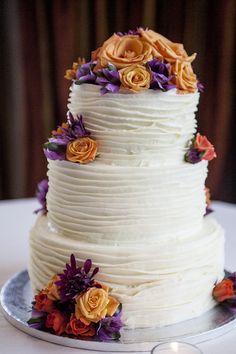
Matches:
[29,29,225,330]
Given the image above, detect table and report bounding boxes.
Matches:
[0,198,236,354]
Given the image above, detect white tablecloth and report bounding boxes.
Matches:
[0,198,236,354]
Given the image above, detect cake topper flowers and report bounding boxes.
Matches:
[65,28,203,94]
[44,113,98,164]
[185,133,216,164]
[28,254,123,341]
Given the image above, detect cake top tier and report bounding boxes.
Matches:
[65,28,202,95]
[43,28,216,166]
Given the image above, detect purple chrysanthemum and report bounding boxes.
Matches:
[66,113,91,138]
[96,64,121,95]
[147,58,175,91]
[55,254,99,302]
[43,114,90,161]
[185,148,203,164]
[35,179,49,214]
[75,61,97,84]
[96,311,123,341]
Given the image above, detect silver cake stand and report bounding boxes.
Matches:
[1,270,236,353]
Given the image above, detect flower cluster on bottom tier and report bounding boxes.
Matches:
[29,215,224,329]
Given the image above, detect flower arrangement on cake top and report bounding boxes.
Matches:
[43,113,98,163]
[65,27,203,94]
[28,254,123,341]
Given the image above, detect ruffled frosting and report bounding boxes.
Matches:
[46,159,208,243]
[29,215,224,328]
[68,84,199,166]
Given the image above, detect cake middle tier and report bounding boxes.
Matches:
[47,159,208,242]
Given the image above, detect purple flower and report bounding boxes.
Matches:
[147,59,175,91]
[75,61,97,84]
[97,311,123,341]
[55,254,99,302]
[96,64,121,94]
[185,148,203,164]
[197,80,204,92]
[43,140,67,161]
[35,179,48,214]
[27,309,46,330]
[66,113,91,138]
[43,114,91,161]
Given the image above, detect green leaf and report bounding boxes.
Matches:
[43,142,64,152]
[27,317,44,325]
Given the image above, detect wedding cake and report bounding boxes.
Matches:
[29,28,224,330]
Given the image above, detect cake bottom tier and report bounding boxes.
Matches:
[29,215,224,329]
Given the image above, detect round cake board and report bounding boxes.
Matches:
[1,270,236,353]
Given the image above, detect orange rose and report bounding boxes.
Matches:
[138,28,196,63]
[119,64,151,92]
[92,33,159,69]
[65,314,96,337]
[34,292,55,313]
[194,133,216,161]
[172,60,198,93]
[45,310,67,335]
[213,279,234,302]
[44,275,61,301]
[66,137,97,164]
[75,286,119,324]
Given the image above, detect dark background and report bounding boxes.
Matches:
[0,0,236,201]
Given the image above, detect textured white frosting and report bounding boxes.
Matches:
[29,215,224,328]
[46,159,208,242]
[29,84,225,330]
[68,84,200,166]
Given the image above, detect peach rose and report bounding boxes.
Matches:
[138,28,196,63]
[45,310,67,335]
[92,33,159,69]
[119,64,151,92]
[75,287,119,324]
[194,133,216,161]
[172,60,198,93]
[66,137,97,164]
[65,314,96,337]
[44,275,61,301]
[34,292,55,313]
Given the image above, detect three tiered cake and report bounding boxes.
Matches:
[29,28,225,330]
